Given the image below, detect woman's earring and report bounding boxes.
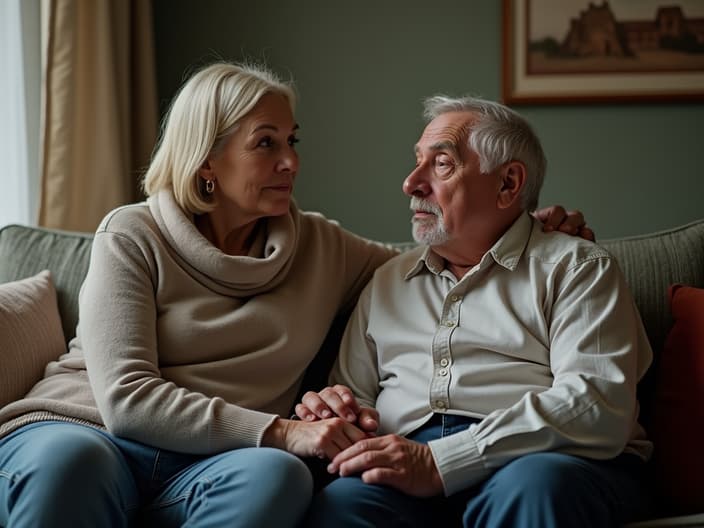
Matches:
[206,179,215,194]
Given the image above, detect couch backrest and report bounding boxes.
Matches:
[2,219,704,396]
[600,219,704,431]
[0,224,93,343]
[600,219,704,353]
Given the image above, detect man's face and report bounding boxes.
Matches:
[403,111,500,249]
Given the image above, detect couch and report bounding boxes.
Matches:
[1,220,703,527]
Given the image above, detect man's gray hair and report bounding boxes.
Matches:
[423,95,546,212]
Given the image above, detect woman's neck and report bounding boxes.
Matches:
[196,213,261,256]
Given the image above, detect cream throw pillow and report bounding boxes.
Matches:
[0,270,66,408]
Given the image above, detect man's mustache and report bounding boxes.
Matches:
[410,197,442,217]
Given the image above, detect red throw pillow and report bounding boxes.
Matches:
[653,284,704,514]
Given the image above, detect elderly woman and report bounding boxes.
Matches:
[0,62,589,527]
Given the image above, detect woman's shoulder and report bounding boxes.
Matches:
[97,201,153,232]
[296,206,340,228]
[297,207,395,254]
[94,201,163,248]
[296,206,373,243]
[296,206,350,244]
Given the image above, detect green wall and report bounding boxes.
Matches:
[153,0,704,241]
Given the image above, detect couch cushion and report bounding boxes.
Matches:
[651,284,704,515]
[0,224,93,343]
[0,270,66,408]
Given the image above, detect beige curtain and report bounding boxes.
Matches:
[39,0,158,232]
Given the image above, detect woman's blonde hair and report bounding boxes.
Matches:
[143,62,296,213]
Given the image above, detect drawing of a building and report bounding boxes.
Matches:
[560,2,704,57]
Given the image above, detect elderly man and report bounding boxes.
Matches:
[297,96,653,527]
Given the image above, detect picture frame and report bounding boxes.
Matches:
[502,0,704,104]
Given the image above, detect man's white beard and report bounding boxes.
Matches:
[410,197,450,245]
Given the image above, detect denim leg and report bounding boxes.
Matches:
[304,475,440,528]
[140,447,312,528]
[460,451,652,528]
[304,415,477,528]
[0,421,138,528]
[305,414,652,527]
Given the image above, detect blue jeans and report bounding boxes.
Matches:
[304,414,652,528]
[0,421,312,527]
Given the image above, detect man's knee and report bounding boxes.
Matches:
[308,477,386,527]
[307,477,434,528]
[489,452,583,498]
[463,453,613,528]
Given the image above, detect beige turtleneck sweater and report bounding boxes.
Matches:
[0,190,395,453]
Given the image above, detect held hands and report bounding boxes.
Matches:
[533,205,595,242]
[262,416,368,460]
[294,385,444,497]
[263,384,375,459]
[327,434,444,498]
[295,384,379,434]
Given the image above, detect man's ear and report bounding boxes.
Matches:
[497,161,526,210]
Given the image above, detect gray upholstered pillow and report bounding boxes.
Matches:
[0,270,66,408]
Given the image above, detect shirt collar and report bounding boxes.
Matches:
[404,246,442,280]
[487,211,534,271]
[403,212,534,280]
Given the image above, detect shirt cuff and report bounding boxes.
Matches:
[427,428,491,496]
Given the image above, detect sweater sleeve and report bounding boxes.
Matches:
[428,256,652,495]
[79,230,277,454]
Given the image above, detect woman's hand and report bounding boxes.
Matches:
[533,205,595,241]
[261,417,368,459]
[295,384,379,434]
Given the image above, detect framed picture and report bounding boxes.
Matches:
[502,0,704,104]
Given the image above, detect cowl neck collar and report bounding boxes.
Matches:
[148,189,299,296]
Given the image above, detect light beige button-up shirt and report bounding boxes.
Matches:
[331,212,653,496]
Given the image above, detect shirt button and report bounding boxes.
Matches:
[438,368,448,376]
[450,295,460,302]
[440,358,449,367]
[445,320,455,327]
[436,401,446,409]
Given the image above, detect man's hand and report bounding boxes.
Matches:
[533,205,595,242]
[327,434,444,498]
[295,384,379,434]
[262,417,368,460]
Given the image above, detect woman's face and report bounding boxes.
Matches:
[202,92,299,225]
